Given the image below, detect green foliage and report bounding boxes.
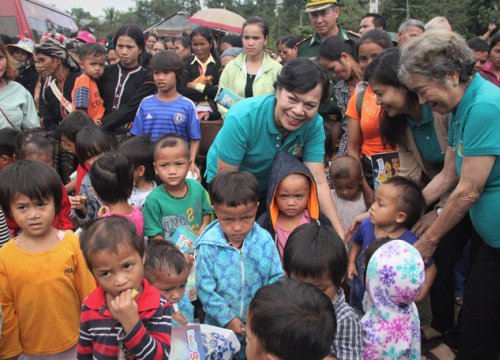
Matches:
[78,0,498,43]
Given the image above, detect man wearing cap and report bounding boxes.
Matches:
[298,0,357,59]
[7,38,38,97]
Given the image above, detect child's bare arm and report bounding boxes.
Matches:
[348,242,362,280]
[149,235,164,241]
[198,214,211,235]
[416,263,437,303]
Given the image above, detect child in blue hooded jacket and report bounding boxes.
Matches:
[195,170,283,358]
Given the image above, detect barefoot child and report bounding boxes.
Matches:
[78,216,173,359]
[0,161,95,359]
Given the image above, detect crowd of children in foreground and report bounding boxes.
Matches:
[0,31,435,360]
[0,107,432,359]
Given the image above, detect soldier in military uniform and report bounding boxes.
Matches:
[297,0,359,157]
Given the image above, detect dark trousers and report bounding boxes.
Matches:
[430,214,477,333]
[457,242,500,359]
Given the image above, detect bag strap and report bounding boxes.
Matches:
[356,89,365,116]
[0,107,17,128]
[49,79,73,114]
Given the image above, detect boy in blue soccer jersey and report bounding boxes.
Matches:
[130,51,200,177]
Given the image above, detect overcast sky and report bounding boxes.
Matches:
[47,0,136,17]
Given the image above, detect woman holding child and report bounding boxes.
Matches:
[206,57,345,237]
[399,31,500,358]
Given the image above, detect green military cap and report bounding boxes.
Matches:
[305,0,338,13]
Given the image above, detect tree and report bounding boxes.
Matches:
[70,8,99,29]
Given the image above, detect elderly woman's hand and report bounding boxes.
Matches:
[414,234,439,263]
[412,210,438,237]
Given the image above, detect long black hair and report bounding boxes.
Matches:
[365,48,418,149]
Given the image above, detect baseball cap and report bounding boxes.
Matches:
[75,31,96,43]
[305,0,338,13]
[7,38,35,55]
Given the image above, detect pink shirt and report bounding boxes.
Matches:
[275,209,310,260]
[100,205,144,237]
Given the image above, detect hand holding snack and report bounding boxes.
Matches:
[69,195,87,211]
[106,288,140,334]
[172,303,189,326]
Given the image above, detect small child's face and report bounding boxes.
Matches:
[153,70,177,94]
[291,271,337,301]
[154,144,189,190]
[245,313,268,360]
[89,243,144,298]
[81,54,105,80]
[60,134,76,154]
[369,183,404,227]
[11,194,55,238]
[214,201,258,248]
[275,174,310,218]
[149,267,189,304]
[333,174,361,201]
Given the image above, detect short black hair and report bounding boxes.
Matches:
[144,241,187,281]
[0,160,62,218]
[274,57,329,106]
[174,36,191,49]
[220,34,242,48]
[78,43,106,60]
[75,126,116,166]
[154,134,189,160]
[119,135,155,182]
[15,131,54,161]
[248,278,337,360]
[0,127,21,156]
[382,176,425,228]
[209,170,259,207]
[59,111,95,142]
[331,155,361,180]
[80,216,144,270]
[283,223,347,288]
[150,50,184,84]
[88,152,133,204]
[467,38,489,53]
[362,13,387,29]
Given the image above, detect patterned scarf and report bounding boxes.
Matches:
[361,240,424,360]
[35,38,80,72]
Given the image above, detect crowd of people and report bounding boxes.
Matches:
[0,0,499,358]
